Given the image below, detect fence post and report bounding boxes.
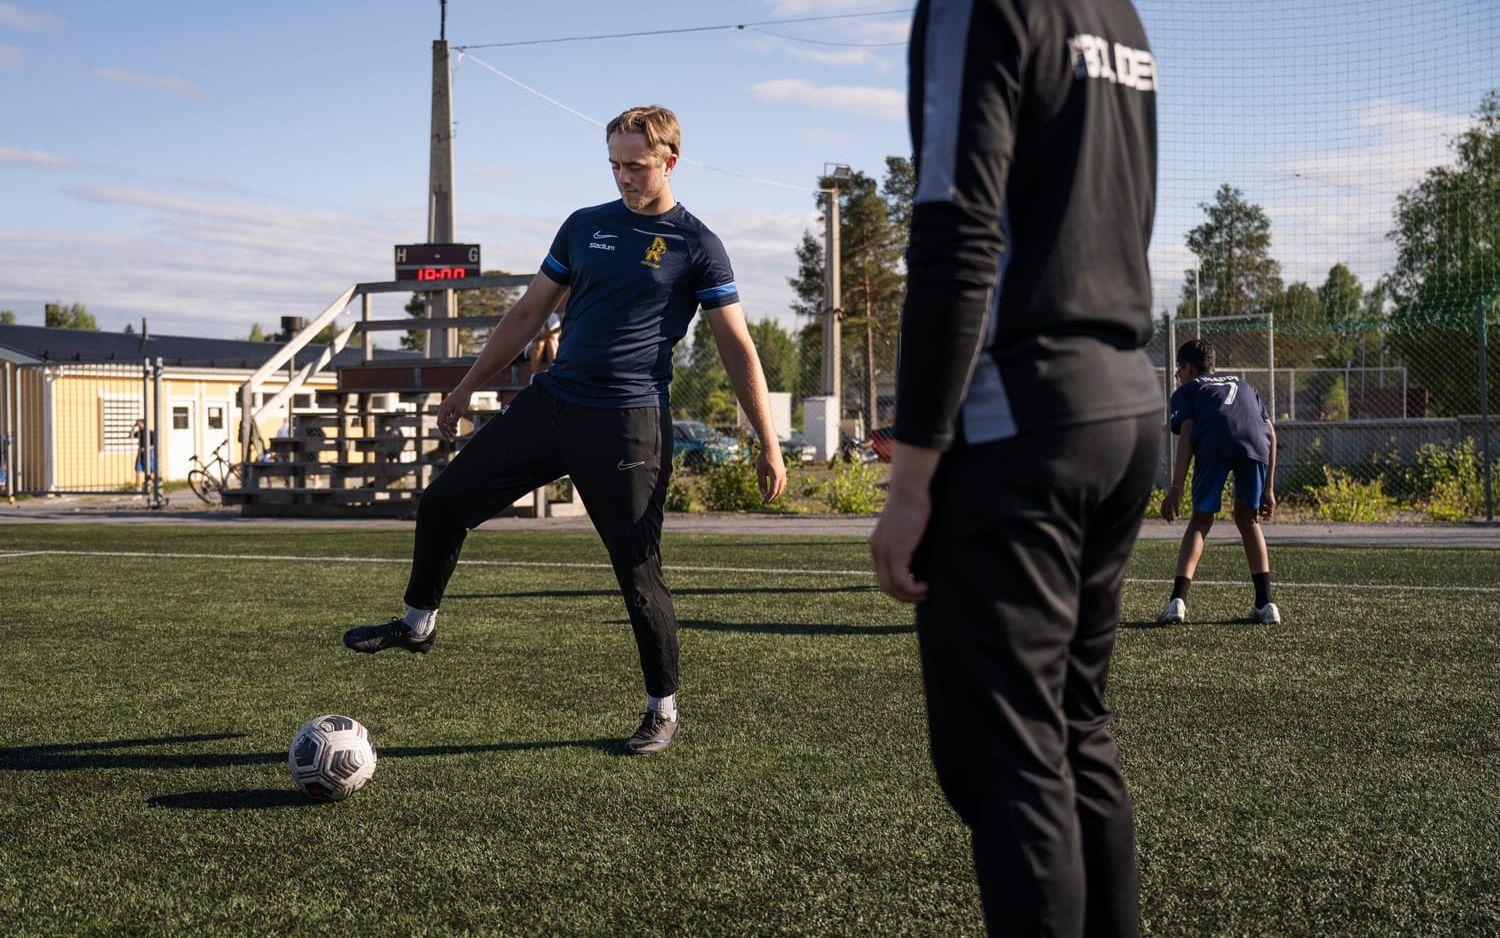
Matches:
[1267,311,1276,420]
[151,358,165,510]
[1479,301,1493,522]
[142,360,152,505]
[1165,315,1177,486]
[3,361,12,504]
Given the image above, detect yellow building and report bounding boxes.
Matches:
[0,324,416,494]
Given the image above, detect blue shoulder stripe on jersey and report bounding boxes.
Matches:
[542,253,569,276]
[696,281,739,300]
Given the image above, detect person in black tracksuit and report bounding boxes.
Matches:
[344,106,787,755]
[870,1,1160,934]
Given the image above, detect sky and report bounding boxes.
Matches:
[0,0,1495,340]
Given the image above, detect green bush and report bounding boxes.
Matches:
[1307,467,1394,522]
[665,458,698,513]
[701,458,764,512]
[1425,476,1480,522]
[1280,438,1331,502]
[823,461,884,514]
[1414,440,1483,521]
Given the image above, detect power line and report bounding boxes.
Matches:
[454,8,913,51]
[457,51,816,193]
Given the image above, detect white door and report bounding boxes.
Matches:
[168,400,195,480]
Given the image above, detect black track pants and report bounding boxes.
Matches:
[404,383,680,697]
[916,413,1159,938]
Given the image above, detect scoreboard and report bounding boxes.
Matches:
[394,243,481,281]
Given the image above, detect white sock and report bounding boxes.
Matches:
[402,606,437,639]
[648,694,677,721]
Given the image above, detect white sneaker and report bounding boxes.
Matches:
[1156,598,1186,625]
[1248,602,1282,625]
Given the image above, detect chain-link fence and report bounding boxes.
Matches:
[1153,310,1496,519]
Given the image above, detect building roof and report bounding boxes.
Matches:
[0,324,419,369]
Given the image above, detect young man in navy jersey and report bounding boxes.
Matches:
[1157,338,1281,625]
[344,106,787,755]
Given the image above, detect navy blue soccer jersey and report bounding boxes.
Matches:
[1169,374,1271,464]
[535,199,739,408]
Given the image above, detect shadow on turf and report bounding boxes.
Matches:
[446,584,875,600]
[1119,618,1255,630]
[603,617,912,636]
[147,789,313,810]
[0,735,621,773]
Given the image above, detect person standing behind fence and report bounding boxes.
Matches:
[132,418,156,492]
[1156,339,1281,625]
[870,0,1161,934]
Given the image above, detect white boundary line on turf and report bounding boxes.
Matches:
[4,548,1500,594]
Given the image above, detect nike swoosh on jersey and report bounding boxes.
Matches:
[617,460,647,471]
[593,230,618,239]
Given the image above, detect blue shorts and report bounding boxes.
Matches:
[1191,457,1266,515]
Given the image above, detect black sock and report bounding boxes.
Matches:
[1171,576,1191,602]
[1253,572,1272,608]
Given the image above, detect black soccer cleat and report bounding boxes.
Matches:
[623,709,680,755]
[342,617,436,655]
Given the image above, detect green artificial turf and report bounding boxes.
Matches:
[0,524,1495,935]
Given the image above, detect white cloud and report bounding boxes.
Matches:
[90,67,204,99]
[693,208,822,328]
[0,43,22,68]
[0,146,73,169]
[1286,99,1473,197]
[749,78,904,121]
[0,194,820,338]
[0,185,573,336]
[1272,99,1474,289]
[1146,99,1478,310]
[779,45,890,70]
[845,19,913,44]
[0,3,61,30]
[800,127,857,145]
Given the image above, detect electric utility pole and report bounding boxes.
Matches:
[426,0,457,358]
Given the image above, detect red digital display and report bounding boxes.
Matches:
[394,243,481,281]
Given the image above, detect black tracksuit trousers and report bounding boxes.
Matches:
[404,383,680,697]
[917,413,1158,938]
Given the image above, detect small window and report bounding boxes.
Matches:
[207,406,225,431]
[172,406,190,430]
[294,393,314,409]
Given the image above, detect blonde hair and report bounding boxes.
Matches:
[606,105,681,158]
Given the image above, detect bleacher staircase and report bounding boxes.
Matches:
[221,275,584,519]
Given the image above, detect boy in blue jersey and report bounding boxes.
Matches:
[343,106,787,755]
[1157,339,1281,625]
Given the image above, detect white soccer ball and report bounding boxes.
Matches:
[288,714,377,801]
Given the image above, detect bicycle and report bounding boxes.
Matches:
[187,433,264,505]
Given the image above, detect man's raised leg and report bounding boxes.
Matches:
[344,386,564,654]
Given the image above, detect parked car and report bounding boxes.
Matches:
[782,430,818,464]
[672,421,741,470]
